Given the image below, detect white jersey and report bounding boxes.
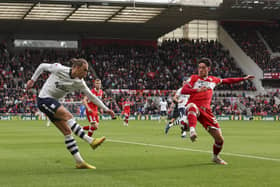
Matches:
[176,87,190,109]
[31,63,109,111]
[160,101,168,111]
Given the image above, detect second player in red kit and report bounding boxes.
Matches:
[83,79,104,136]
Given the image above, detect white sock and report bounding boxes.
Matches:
[190,127,196,132]
[84,136,93,144]
[65,134,84,163]
[213,154,218,159]
[73,152,84,163]
[66,118,93,144]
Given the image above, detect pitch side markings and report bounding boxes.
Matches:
[107,139,280,162]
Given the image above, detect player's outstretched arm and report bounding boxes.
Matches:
[81,81,115,119]
[26,63,61,90]
[222,75,255,84]
[244,75,255,80]
[83,87,108,111]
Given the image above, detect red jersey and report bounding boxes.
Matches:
[87,88,104,112]
[182,75,245,109]
[123,101,131,113]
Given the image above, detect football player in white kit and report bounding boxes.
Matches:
[159,98,168,122]
[26,58,115,169]
[165,77,190,137]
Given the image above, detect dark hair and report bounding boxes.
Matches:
[198,58,212,67]
[95,78,101,82]
[70,58,87,67]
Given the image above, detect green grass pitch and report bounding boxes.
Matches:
[0,120,280,187]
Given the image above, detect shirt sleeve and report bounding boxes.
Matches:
[31,63,62,82]
[186,75,196,87]
[222,77,245,84]
[181,75,198,94]
[181,83,198,94]
[80,80,109,111]
[214,76,223,85]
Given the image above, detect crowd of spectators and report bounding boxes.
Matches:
[2,86,279,117]
[267,57,280,73]
[212,91,280,116]
[84,39,255,90]
[3,38,280,117]
[0,39,256,91]
[223,22,280,72]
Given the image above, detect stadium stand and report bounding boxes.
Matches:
[84,39,255,90]
[222,22,280,72]
[2,37,280,116]
[259,24,280,53]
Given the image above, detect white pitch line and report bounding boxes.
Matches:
[107,139,280,162]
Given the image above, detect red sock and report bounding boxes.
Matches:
[83,126,90,130]
[188,114,197,128]
[124,119,128,123]
[213,141,224,156]
[87,127,95,137]
[187,107,198,128]
[88,131,93,137]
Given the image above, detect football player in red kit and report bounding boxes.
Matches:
[181,58,254,165]
[83,79,104,136]
[122,97,131,126]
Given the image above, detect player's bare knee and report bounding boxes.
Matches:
[64,127,72,135]
[60,111,73,121]
[64,113,73,120]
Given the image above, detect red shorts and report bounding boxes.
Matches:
[197,107,219,130]
[86,111,99,123]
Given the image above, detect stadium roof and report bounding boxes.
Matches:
[0,0,279,40]
[0,0,223,23]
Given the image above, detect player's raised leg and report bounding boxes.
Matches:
[186,103,199,142]
[53,105,105,168]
